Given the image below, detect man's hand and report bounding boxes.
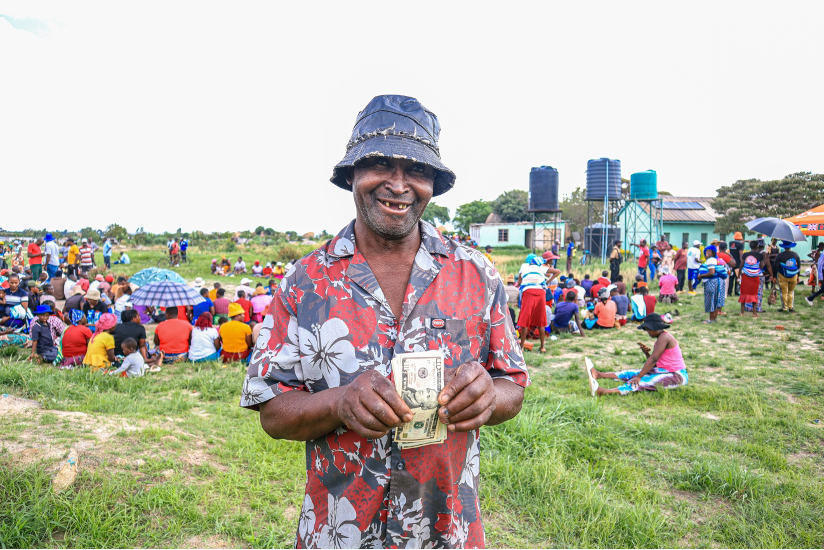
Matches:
[335,370,413,439]
[438,361,497,433]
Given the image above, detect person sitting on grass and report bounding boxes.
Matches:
[234,256,247,274]
[593,287,616,329]
[191,287,215,324]
[84,313,118,372]
[234,290,253,324]
[153,306,193,363]
[213,288,230,323]
[550,291,585,337]
[587,313,688,397]
[29,305,58,364]
[113,310,163,368]
[219,302,253,363]
[610,285,629,326]
[251,260,263,277]
[60,310,92,368]
[262,263,273,278]
[189,312,221,363]
[657,266,679,304]
[208,281,221,301]
[107,338,146,377]
[250,286,273,323]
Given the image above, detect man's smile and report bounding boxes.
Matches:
[375,197,412,214]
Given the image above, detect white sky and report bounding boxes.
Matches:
[2,0,823,235]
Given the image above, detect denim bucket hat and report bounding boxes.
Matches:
[331,95,456,196]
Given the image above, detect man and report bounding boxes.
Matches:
[114,251,131,264]
[234,290,253,324]
[673,242,688,292]
[180,236,188,261]
[233,256,247,274]
[43,233,60,278]
[655,235,668,253]
[50,269,66,301]
[609,239,622,282]
[686,240,702,294]
[113,309,163,367]
[82,288,109,330]
[2,274,28,316]
[192,287,215,321]
[233,277,254,301]
[239,95,528,548]
[806,242,824,306]
[170,238,181,267]
[636,239,650,282]
[591,270,611,300]
[550,291,585,337]
[65,238,80,276]
[483,244,494,265]
[551,239,560,268]
[728,231,744,296]
[79,238,94,272]
[154,306,193,362]
[27,237,45,281]
[102,237,113,269]
[565,237,575,273]
[208,282,221,301]
[772,241,800,312]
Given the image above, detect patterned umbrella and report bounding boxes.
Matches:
[128,267,187,286]
[129,280,205,307]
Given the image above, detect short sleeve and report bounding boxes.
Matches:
[103,333,115,350]
[240,286,305,410]
[485,276,530,388]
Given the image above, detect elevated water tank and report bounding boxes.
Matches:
[630,170,658,200]
[528,166,560,212]
[584,224,621,258]
[585,158,622,201]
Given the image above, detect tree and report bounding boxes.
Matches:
[79,227,97,241]
[453,200,492,234]
[558,187,588,235]
[491,190,530,222]
[422,202,451,226]
[712,172,824,236]
[255,226,265,234]
[105,223,128,242]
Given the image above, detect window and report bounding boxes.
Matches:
[701,233,708,244]
[682,233,690,246]
[719,234,727,243]
[498,229,509,243]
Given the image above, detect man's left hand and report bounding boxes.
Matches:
[437,361,496,433]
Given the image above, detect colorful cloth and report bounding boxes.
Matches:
[615,366,688,395]
[239,220,529,549]
[744,276,765,312]
[703,277,721,313]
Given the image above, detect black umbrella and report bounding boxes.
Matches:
[745,217,807,242]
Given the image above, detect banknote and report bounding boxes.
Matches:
[392,350,447,449]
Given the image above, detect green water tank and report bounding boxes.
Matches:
[630,170,658,200]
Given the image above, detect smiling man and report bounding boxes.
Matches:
[240,95,529,548]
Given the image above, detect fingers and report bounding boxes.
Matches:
[448,407,494,433]
[372,376,413,422]
[339,400,394,439]
[439,362,483,406]
[443,387,496,424]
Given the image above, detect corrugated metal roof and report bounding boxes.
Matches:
[625,196,717,224]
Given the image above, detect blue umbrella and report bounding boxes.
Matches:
[130,280,204,307]
[745,217,807,242]
[128,267,187,286]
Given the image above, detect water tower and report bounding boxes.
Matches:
[584,158,623,263]
[527,166,561,253]
[622,170,664,258]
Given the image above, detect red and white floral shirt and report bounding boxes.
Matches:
[240,220,529,549]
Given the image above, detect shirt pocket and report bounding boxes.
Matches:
[424,318,488,369]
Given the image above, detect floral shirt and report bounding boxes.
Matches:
[240,220,529,549]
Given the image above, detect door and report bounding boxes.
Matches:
[524,229,533,248]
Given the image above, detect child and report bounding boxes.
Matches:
[587,313,688,397]
[108,338,146,377]
[550,291,585,337]
[29,305,58,364]
[582,301,598,329]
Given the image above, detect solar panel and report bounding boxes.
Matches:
[662,201,705,210]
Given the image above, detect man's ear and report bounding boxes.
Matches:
[344,168,354,187]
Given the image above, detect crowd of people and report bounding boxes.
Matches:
[209,255,293,279]
[0,232,288,376]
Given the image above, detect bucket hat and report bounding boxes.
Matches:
[193,277,204,288]
[228,303,245,318]
[331,95,456,196]
[35,304,52,315]
[780,240,796,248]
[44,233,54,242]
[637,313,670,331]
[85,289,101,301]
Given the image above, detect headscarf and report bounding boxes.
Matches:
[70,309,84,325]
[195,312,213,330]
[660,266,671,276]
[525,253,543,266]
[90,313,117,344]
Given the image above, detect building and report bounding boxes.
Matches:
[470,213,568,250]
[616,196,814,258]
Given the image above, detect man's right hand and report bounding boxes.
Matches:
[335,370,413,439]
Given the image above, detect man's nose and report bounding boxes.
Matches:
[383,165,409,194]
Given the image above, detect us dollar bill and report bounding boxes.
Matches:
[392,350,447,449]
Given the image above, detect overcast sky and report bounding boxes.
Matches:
[2,0,823,235]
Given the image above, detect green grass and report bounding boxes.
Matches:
[2,255,824,547]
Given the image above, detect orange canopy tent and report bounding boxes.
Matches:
[785,204,824,236]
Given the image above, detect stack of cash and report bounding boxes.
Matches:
[392,350,448,449]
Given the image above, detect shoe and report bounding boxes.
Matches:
[789,308,796,313]
[805,297,814,307]
[779,308,788,313]
[585,357,598,397]
[688,291,697,295]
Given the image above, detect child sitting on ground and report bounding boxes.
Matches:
[29,305,58,364]
[587,313,688,397]
[632,274,648,294]
[108,338,146,377]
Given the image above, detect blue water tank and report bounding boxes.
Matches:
[585,158,622,201]
[630,170,658,200]
[528,166,560,212]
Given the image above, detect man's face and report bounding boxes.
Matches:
[36,238,44,245]
[8,278,19,292]
[348,157,435,239]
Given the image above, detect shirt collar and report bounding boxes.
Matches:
[327,219,450,259]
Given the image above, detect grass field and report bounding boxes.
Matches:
[2,247,823,548]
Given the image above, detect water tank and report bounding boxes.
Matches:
[528,166,560,212]
[630,170,658,200]
[585,158,622,201]
[584,224,621,258]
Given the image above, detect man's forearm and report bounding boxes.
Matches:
[485,379,524,426]
[259,387,346,441]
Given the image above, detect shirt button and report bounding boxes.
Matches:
[397,461,405,470]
